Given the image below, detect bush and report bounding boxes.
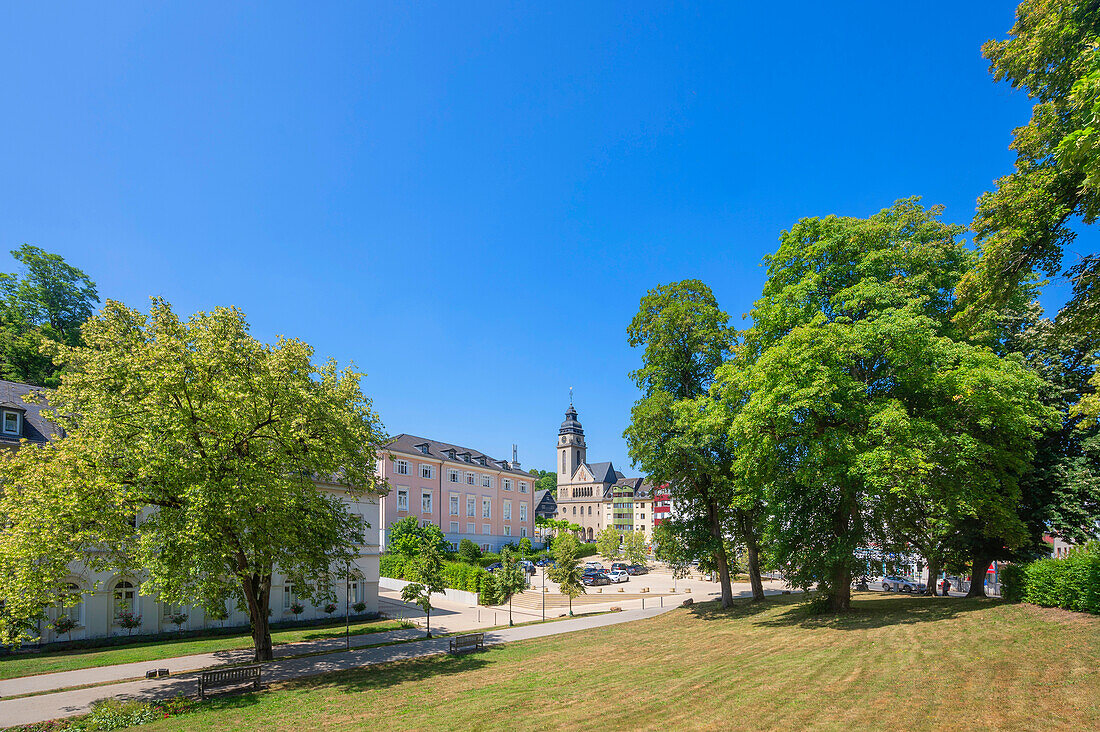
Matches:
[441,560,491,595]
[518,537,533,555]
[380,554,407,579]
[458,538,482,563]
[1004,542,1100,614]
[478,553,502,568]
[323,603,338,615]
[353,601,367,614]
[576,542,599,559]
[71,699,161,730]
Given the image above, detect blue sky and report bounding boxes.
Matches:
[0,3,1078,475]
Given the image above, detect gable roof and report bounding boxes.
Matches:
[385,433,534,478]
[0,380,64,445]
[585,461,618,484]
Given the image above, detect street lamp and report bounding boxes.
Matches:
[345,561,351,651]
[541,564,546,622]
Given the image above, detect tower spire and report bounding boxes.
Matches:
[569,386,573,407]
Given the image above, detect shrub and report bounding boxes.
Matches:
[50,615,78,640]
[441,560,490,594]
[115,611,142,636]
[1000,563,1026,602]
[380,554,407,579]
[1005,542,1100,614]
[518,537,533,555]
[73,698,161,730]
[289,602,305,618]
[353,601,367,614]
[478,553,501,568]
[323,603,338,615]
[167,612,189,632]
[458,538,482,563]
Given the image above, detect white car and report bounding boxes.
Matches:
[607,570,629,583]
[585,561,605,572]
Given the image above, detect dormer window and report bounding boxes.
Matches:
[416,443,430,455]
[2,410,21,436]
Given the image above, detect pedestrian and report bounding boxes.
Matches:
[942,578,951,596]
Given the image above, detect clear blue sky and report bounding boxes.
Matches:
[0,3,1078,475]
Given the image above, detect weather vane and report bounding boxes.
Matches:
[569,386,573,407]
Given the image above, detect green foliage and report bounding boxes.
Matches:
[440,561,489,594]
[389,516,448,557]
[535,470,558,498]
[400,537,446,636]
[50,615,78,639]
[493,548,529,623]
[596,526,621,563]
[1001,563,1027,603]
[379,554,406,579]
[0,299,388,659]
[1006,543,1100,614]
[518,537,533,555]
[621,529,648,565]
[547,533,585,614]
[457,538,482,563]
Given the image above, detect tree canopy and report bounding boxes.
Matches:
[0,299,387,658]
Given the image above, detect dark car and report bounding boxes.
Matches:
[626,564,649,576]
[486,562,502,572]
[534,557,555,567]
[583,566,601,576]
[611,562,630,573]
[582,572,611,586]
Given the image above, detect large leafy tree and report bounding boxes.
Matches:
[0,244,100,387]
[958,0,1100,338]
[735,199,1054,611]
[596,526,621,564]
[624,280,744,607]
[0,299,387,659]
[547,533,585,615]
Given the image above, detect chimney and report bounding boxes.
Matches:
[512,443,520,469]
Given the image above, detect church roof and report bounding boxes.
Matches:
[585,461,618,484]
[559,405,584,436]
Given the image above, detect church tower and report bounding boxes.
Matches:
[557,404,586,484]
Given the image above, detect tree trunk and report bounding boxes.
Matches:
[828,564,851,612]
[925,557,942,597]
[706,499,734,608]
[241,574,273,662]
[966,555,993,598]
[736,510,766,602]
[426,608,431,638]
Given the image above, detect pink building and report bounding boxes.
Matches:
[378,434,535,553]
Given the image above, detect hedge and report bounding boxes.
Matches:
[1001,542,1100,614]
[380,554,496,604]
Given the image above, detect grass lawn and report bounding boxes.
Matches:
[0,618,404,680]
[139,592,1098,731]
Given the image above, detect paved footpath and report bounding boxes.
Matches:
[0,604,676,727]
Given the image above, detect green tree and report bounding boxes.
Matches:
[494,547,529,626]
[530,468,558,498]
[958,0,1100,339]
[0,299,387,658]
[596,526,621,564]
[624,280,742,607]
[457,538,482,564]
[401,538,446,638]
[734,199,1054,611]
[0,245,100,387]
[547,533,585,615]
[518,536,533,556]
[388,516,448,558]
[621,530,648,566]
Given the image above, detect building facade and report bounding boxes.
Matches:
[553,404,656,542]
[0,380,381,644]
[378,435,535,553]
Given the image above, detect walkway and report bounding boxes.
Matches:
[0,603,677,727]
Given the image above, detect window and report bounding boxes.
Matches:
[521,527,528,538]
[504,525,512,536]
[450,494,459,515]
[349,578,365,605]
[466,495,476,517]
[482,524,491,535]
[2,411,20,436]
[397,488,409,512]
[283,583,296,610]
[449,521,459,533]
[482,475,492,488]
[449,469,460,483]
[417,444,430,455]
[420,464,434,479]
[503,479,512,491]
[113,581,136,620]
[482,498,492,519]
[466,472,476,485]
[520,504,528,522]
[572,506,577,515]
[520,482,528,493]
[482,543,491,552]
[466,522,475,533]
[394,459,409,475]
[422,520,433,528]
[421,491,432,514]
[503,500,512,521]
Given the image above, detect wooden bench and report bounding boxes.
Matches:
[198,664,261,699]
[448,633,484,654]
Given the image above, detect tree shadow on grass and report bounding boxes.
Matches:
[686,592,1001,630]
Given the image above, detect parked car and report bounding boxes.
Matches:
[486,562,502,572]
[626,564,648,576]
[585,561,605,572]
[608,570,629,583]
[881,576,925,593]
[518,559,537,575]
[583,567,601,577]
[582,572,611,586]
[534,557,555,567]
[611,562,629,573]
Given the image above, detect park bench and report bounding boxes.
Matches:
[448,633,484,654]
[198,664,261,699]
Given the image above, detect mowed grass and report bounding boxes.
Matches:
[0,618,403,680]
[137,593,1100,732]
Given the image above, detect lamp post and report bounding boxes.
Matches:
[345,562,351,651]
[541,565,546,622]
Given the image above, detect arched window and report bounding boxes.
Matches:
[113,581,136,620]
[62,583,83,626]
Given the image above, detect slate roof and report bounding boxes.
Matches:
[585,461,618,484]
[0,380,64,445]
[533,489,557,517]
[384,433,534,478]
